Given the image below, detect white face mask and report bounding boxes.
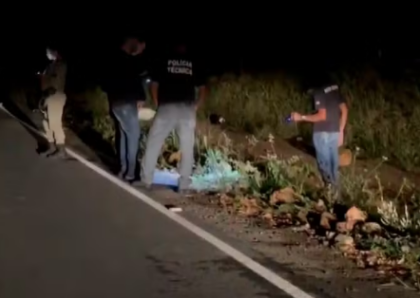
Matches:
[46,50,56,61]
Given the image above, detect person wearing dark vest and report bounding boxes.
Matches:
[101,34,146,184]
[141,41,206,192]
[290,84,348,188]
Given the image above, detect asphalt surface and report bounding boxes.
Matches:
[0,109,292,298]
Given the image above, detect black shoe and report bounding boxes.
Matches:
[117,171,125,179]
[38,143,56,157]
[47,145,68,159]
[122,176,138,184]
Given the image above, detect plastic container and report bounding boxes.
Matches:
[152,169,180,187]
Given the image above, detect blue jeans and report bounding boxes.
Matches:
[313,132,340,186]
[112,102,140,180]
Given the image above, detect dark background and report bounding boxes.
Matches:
[1,7,420,94]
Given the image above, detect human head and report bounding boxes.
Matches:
[175,43,187,54]
[305,72,333,95]
[46,47,60,61]
[121,34,146,56]
[168,38,188,54]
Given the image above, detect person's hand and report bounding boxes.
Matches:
[137,101,144,110]
[338,129,344,147]
[291,112,302,122]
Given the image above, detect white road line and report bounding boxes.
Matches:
[0,103,316,298]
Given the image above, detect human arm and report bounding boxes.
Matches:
[339,101,348,132]
[291,109,326,122]
[193,58,207,110]
[291,94,327,122]
[148,56,162,108]
[337,96,348,146]
[150,82,159,107]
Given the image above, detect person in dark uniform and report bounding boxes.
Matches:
[140,41,206,192]
[101,34,147,184]
[290,84,348,188]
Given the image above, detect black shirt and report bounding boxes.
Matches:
[313,85,346,132]
[151,51,205,105]
[101,50,147,105]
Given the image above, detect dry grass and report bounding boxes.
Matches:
[203,70,420,171]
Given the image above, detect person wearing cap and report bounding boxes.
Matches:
[101,34,146,184]
[38,45,68,159]
[290,84,348,188]
[141,41,206,193]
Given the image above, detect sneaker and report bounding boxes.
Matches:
[117,171,126,179]
[122,175,136,183]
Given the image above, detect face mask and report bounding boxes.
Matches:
[129,44,138,54]
[46,50,56,61]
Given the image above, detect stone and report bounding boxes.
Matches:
[269,187,296,205]
[335,234,355,253]
[345,206,367,231]
[362,222,382,234]
[314,199,326,213]
[336,221,348,233]
[262,211,277,227]
[297,209,308,224]
[320,212,337,230]
[239,198,261,217]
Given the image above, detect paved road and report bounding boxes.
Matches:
[0,109,292,298]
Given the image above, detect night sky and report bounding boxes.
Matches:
[1,6,419,91]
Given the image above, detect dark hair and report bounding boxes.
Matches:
[302,72,334,91]
[45,43,64,58]
[46,42,60,52]
[120,31,145,44]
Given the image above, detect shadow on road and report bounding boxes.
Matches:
[1,100,50,153]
